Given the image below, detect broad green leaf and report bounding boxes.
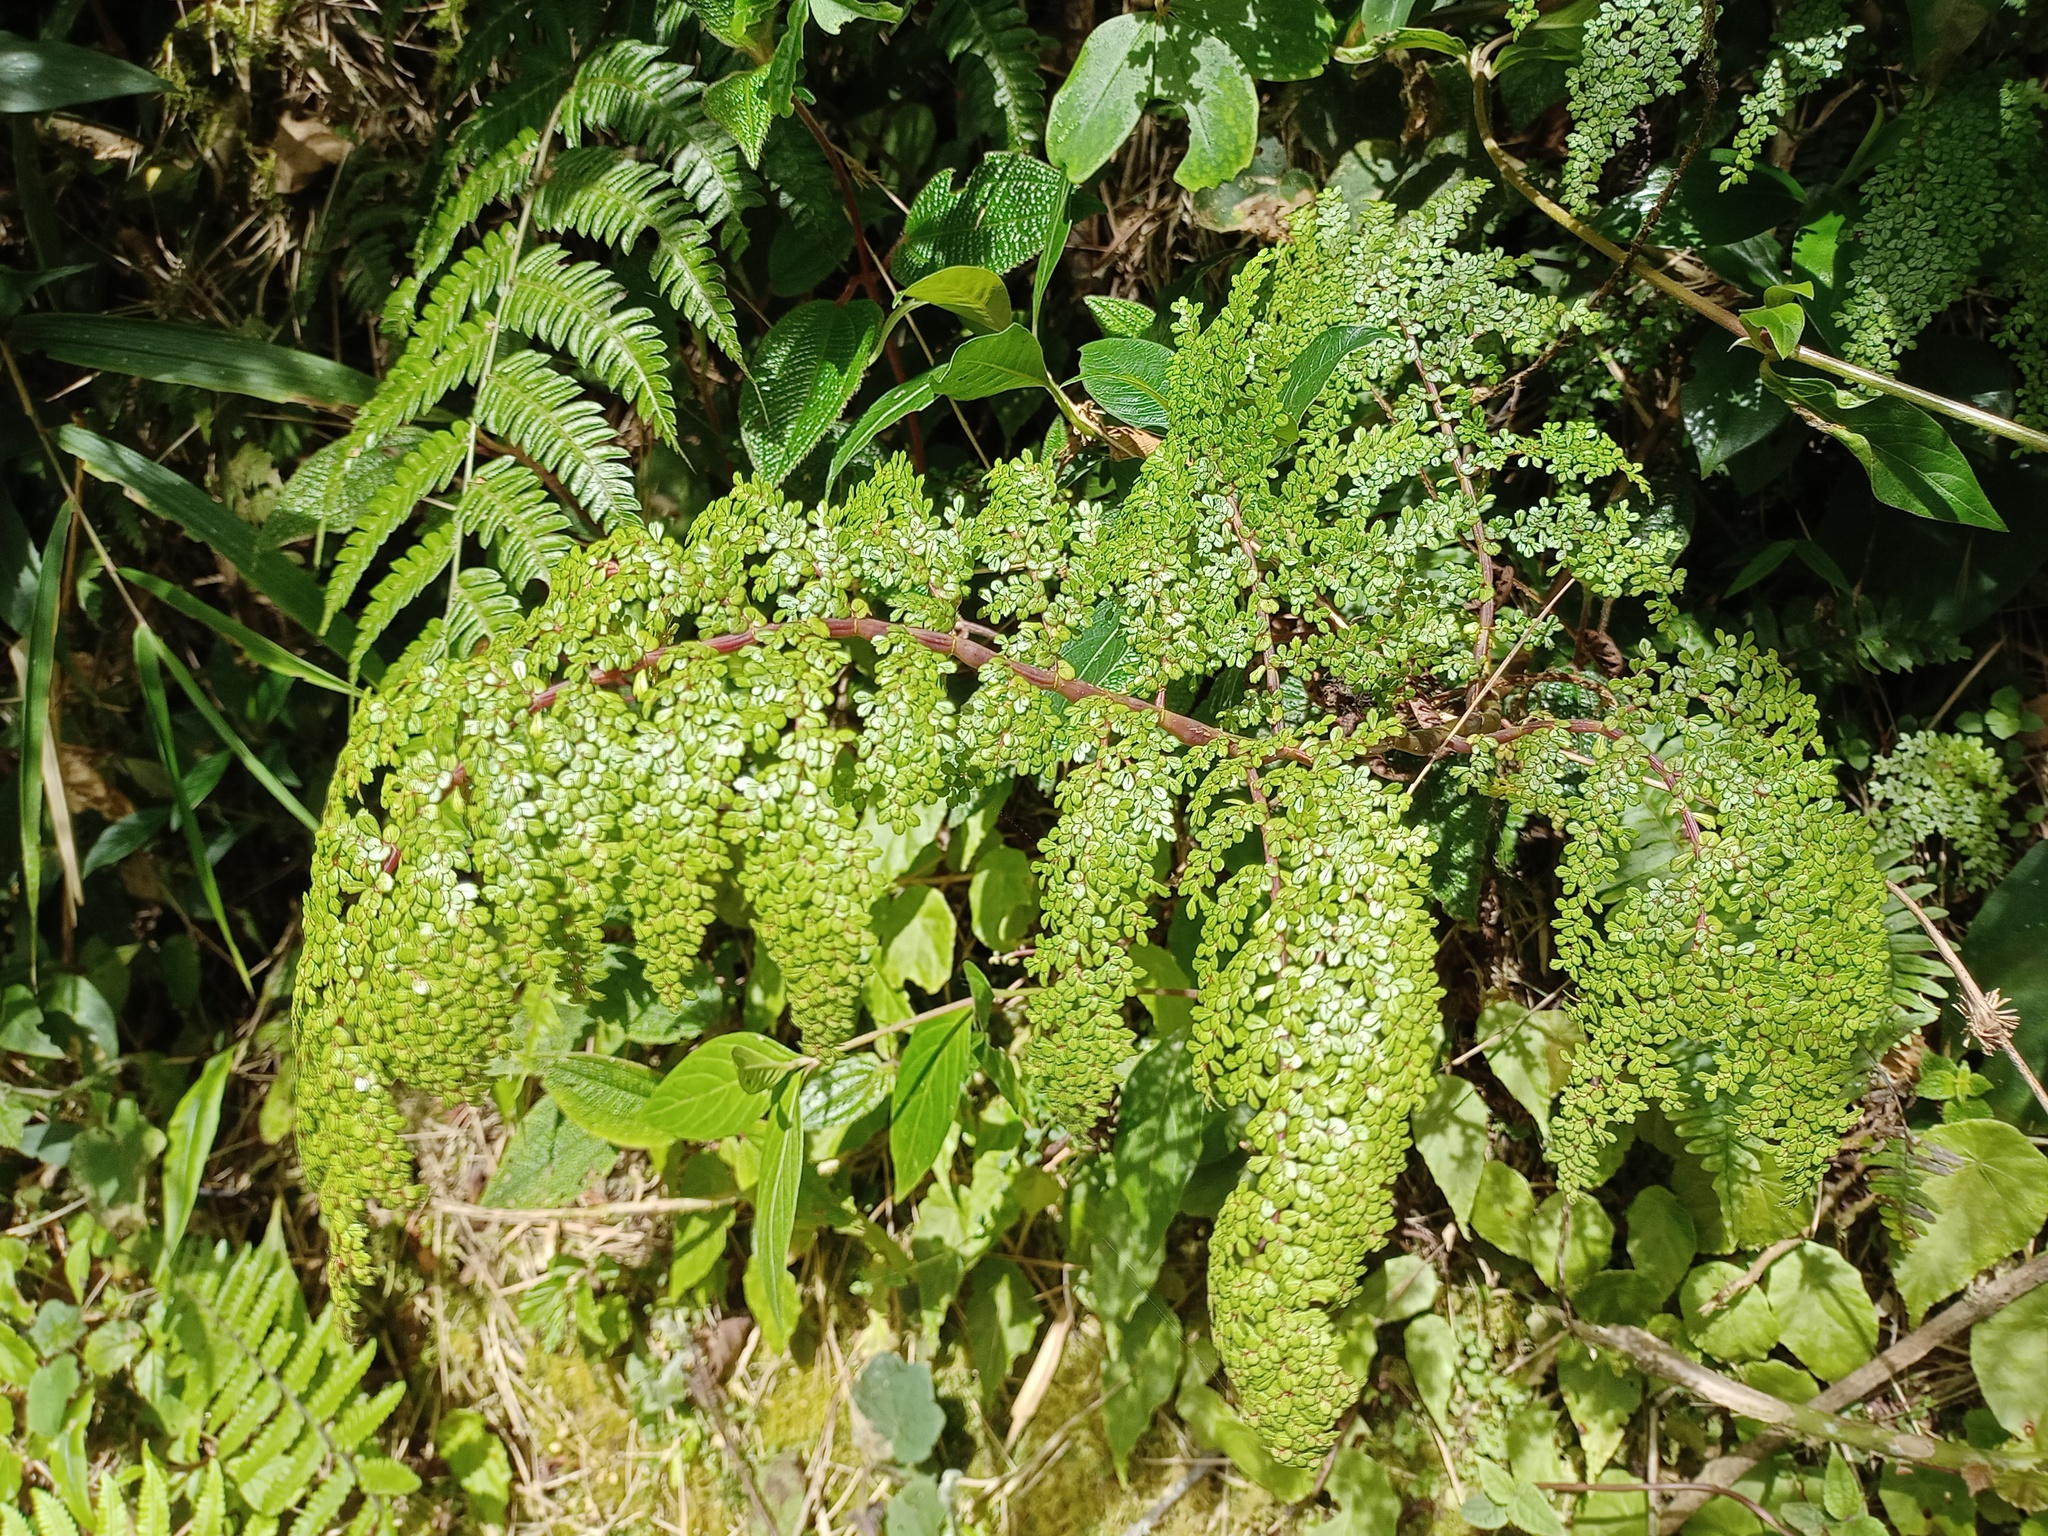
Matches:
[969,844,1039,950]
[1527,1193,1613,1295]
[1171,0,1334,78]
[1625,1185,1696,1301]
[0,1324,34,1387]
[1103,1300,1182,1479]
[1175,1377,1315,1501]
[1278,323,1387,423]
[134,628,251,990]
[1962,841,2048,1130]
[1970,1284,2048,1442]
[748,1076,805,1343]
[827,369,941,494]
[64,429,358,659]
[640,1033,797,1141]
[1767,1242,1879,1380]
[1078,337,1174,432]
[1156,26,1258,190]
[1557,1341,1641,1478]
[1045,15,1157,185]
[155,1050,233,1286]
[120,570,353,694]
[1824,1450,1865,1522]
[1405,1313,1458,1429]
[1680,1262,1782,1363]
[25,1356,76,1438]
[1357,1254,1439,1325]
[1737,282,1813,361]
[891,1001,976,1193]
[1085,294,1157,338]
[763,0,808,115]
[1471,1159,1534,1260]
[893,154,1070,286]
[811,0,903,30]
[0,33,164,112]
[436,1409,512,1528]
[1060,597,1140,688]
[1685,338,1791,476]
[1091,1027,1206,1324]
[1891,1118,2048,1320]
[1478,1001,1581,1137]
[667,1153,739,1293]
[481,1097,617,1207]
[887,1474,947,1534]
[962,1256,1043,1407]
[1413,1075,1488,1232]
[877,886,958,993]
[853,1352,945,1465]
[739,299,883,484]
[1335,25,1463,62]
[541,1055,665,1147]
[13,315,374,408]
[934,323,1051,399]
[17,501,68,979]
[1760,368,2004,530]
[898,265,1013,335]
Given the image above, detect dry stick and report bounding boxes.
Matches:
[1654,1249,2048,1532]
[431,1195,735,1223]
[1927,637,2005,732]
[1121,1464,1214,1536]
[1557,1313,2047,1504]
[1466,43,2048,456]
[1888,879,2048,1118]
[1698,1181,1841,1318]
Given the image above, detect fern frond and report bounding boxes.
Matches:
[460,457,575,590]
[532,150,740,360]
[561,39,705,153]
[446,566,525,656]
[475,352,639,530]
[353,515,456,669]
[501,243,677,440]
[353,319,495,441]
[413,226,521,355]
[326,428,470,627]
[930,0,1046,149]
[387,129,543,335]
[268,425,430,547]
[665,111,761,237]
[282,1465,356,1536]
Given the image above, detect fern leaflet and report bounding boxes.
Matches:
[475,351,639,529]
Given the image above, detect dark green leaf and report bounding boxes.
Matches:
[17,500,69,977]
[0,33,164,113]
[962,1256,1042,1407]
[1278,323,1388,423]
[1683,339,1789,477]
[827,370,941,494]
[1079,337,1174,432]
[894,154,1070,286]
[120,570,353,694]
[1962,842,2048,1130]
[1102,1300,1182,1478]
[1170,0,1334,79]
[1334,25,1464,63]
[890,1000,976,1194]
[13,315,374,408]
[1760,369,2004,530]
[739,300,884,484]
[933,323,1050,400]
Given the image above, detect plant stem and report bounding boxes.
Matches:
[1468,44,2048,456]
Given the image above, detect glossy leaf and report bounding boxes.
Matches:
[1045,15,1157,185]
[1078,337,1174,432]
[0,33,164,112]
[933,323,1051,400]
[1278,323,1388,422]
[890,1000,976,1193]
[13,315,375,408]
[748,1075,806,1342]
[826,369,941,494]
[893,154,1070,286]
[640,1033,797,1141]
[897,265,1013,335]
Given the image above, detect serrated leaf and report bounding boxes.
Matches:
[891,1001,976,1194]
[540,1055,665,1147]
[929,0,1045,147]
[1085,294,1156,337]
[640,1033,797,1141]
[740,299,883,483]
[480,1096,617,1208]
[704,67,774,165]
[894,154,1069,285]
[1079,337,1174,432]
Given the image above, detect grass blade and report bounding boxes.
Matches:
[12,314,375,409]
[120,569,355,695]
[151,642,320,833]
[133,626,252,992]
[15,501,71,980]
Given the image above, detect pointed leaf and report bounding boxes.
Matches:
[934,323,1050,400]
[156,1049,235,1285]
[1045,14,1157,185]
[1079,337,1174,432]
[740,300,884,484]
[891,1000,976,1194]
[748,1075,805,1341]
[13,315,374,408]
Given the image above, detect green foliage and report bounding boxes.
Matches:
[1868,730,2027,894]
[1561,0,1708,214]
